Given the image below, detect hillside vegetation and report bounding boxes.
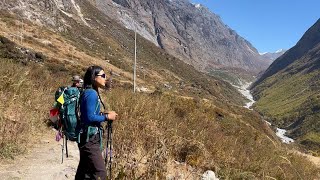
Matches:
[0,9,319,179]
[251,19,320,154]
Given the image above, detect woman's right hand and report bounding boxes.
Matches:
[106,111,118,121]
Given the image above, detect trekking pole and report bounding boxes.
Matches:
[61,135,64,164]
[105,120,113,179]
[105,122,110,165]
[109,121,113,178]
[65,135,69,158]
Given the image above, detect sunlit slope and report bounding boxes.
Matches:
[251,19,320,152]
[0,5,319,179]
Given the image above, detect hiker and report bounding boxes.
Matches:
[75,65,118,180]
[52,76,82,135]
[71,75,83,88]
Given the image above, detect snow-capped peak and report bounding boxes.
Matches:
[259,49,286,55]
[191,3,202,8]
[259,52,268,55]
[275,49,284,53]
[260,49,286,61]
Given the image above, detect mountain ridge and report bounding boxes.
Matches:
[251,18,320,152]
[94,0,269,74]
[260,49,286,61]
[0,1,319,178]
[253,18,320,86]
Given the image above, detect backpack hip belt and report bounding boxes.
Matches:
[82,125,103,150]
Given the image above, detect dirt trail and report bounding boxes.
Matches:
[292,150,320,168]
[0,131,79,180]
[0,132,318,180]
[307,155,320,167]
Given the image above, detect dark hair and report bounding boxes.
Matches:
[83,65,104,90]
[83,65,106,109]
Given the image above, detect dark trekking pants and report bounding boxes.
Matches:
[75,133,106,180]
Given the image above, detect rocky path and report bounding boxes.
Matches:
[292,150,320,168]
[0,131,79,180]
[0,131,218,180]
[0,128,318,180]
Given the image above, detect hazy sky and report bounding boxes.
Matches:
[190,0,320,53]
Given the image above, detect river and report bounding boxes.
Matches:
[233,81,294,144]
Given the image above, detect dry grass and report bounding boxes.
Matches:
[0,57,71,159]
[101,88,320,179]
[0,48,318,179]
[0,9,318,179]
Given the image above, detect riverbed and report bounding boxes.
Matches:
[233,81,294,144]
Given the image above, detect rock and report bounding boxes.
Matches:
[41,40,52,45]
[136,86,150,93]
[202,170,219,180]
[164,83,172,89]
[166,174,174,180]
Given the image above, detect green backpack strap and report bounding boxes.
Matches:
[81,89,103,149]
[85,126,103,150]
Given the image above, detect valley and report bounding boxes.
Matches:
[251,19,320,154]
[0,0,319,179]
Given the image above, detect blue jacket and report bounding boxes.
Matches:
[80,89,106,126]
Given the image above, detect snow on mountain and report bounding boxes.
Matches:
[195,4,201,8]
[259,52,268,55]
[260,49,286,61]
[276,49,285,53]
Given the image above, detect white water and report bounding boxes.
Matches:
[232,82,255,110]
[276,128,294,144]
[234,81,294,144]
[238,82,255,109]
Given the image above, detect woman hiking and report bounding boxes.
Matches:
[75,65,118,180]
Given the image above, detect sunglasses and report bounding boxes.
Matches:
[96,73,106,78]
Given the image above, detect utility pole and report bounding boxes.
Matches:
[133,6,139,93]
[20,4,24,44]
[20,18,23,44]
[133,26,137,93]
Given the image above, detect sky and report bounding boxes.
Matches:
[190,0,320,53]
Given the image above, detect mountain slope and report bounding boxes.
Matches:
[254,19,320,85]
[251,19,320,152]
[94,0,269,74]
[0,0,247,104]
[0,1,319,179]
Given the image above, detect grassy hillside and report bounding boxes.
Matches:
[0,8,319,179]
[252,43,320,153]
[107,88,320,179]
[0,35,76,159]
[0,56,319,179]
